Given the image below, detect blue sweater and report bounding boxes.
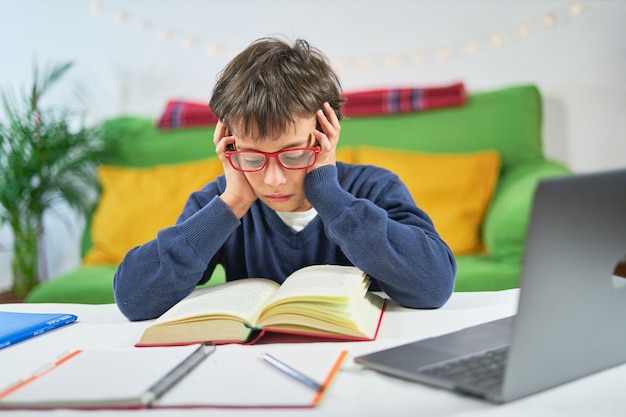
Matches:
[113,162,456,320]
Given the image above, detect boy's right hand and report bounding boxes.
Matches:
[214,120,257,218]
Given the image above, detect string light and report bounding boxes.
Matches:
[490,34,504,47]
[205,44,220,57]
[113,12,126,23]
[159,31,171,41]
[181,38,193,49]
[90,1,102,13]
[411,53,425,64]
[466,40,479,53]
[437,48,451,60]
[357,58,373,70]
[331,59,345,70]
[543,14,556,28]
[384,56,399,69]
[518,24,530,37]
[88,0,600,69]
[570,2,583,14]
[136,21,150,32]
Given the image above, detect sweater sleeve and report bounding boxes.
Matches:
[304,164,456,309]
[113,186,240,321]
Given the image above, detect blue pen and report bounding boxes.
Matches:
[261,353,324,391]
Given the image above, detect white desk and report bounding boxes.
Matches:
[1,289,624,416]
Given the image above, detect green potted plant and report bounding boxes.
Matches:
[0,61,104,297]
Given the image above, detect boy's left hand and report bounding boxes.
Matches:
[310,102,340,172]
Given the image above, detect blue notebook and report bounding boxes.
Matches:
[0,311,77,349]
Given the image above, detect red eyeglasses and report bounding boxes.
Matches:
[225,146,321,172]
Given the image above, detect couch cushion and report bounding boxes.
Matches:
[356,147,500,254]
[483,160,571,261]
[25,266,119,304]
[84,158,224,265]
[335,146,355,163]
[25,265,226,304]
[100,117,217,167]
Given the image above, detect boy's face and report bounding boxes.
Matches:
[233,116,318,212]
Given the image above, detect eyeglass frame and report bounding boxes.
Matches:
[224,146,321,172]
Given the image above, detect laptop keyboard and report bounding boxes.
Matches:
[420,346,509,392]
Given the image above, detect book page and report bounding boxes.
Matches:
[255,265,384,339]
[259,292,385,339]
[262,265,367,310]
[154,278,280,325]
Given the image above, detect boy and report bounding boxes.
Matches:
[114,37,456,321]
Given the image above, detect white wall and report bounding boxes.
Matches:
[1,0,625,291]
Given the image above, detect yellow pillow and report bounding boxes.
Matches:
[335,146,354,163]
[355,147,500,254]
[84,158,224,265]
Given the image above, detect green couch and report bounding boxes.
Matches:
[26,84,570,304]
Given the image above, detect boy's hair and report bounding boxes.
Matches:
[209,37,344,140]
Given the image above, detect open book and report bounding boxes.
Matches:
[137,265,386,346]
[0,344,347,409]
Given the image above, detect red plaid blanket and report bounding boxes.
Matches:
[157,100,219,130]
[157,82,466,130]
[341,82,466,116]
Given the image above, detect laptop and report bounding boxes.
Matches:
[355,168,626,403]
